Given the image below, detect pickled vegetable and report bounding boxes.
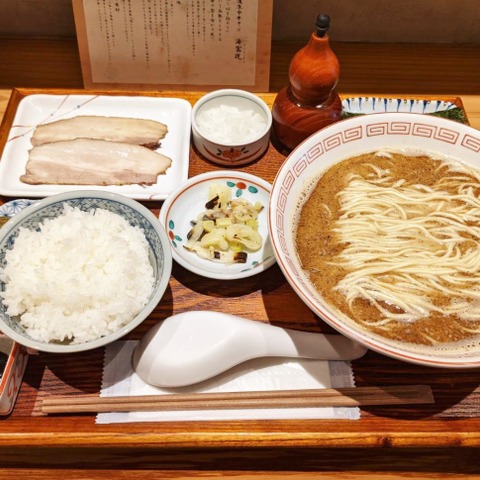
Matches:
[185,183,264,264]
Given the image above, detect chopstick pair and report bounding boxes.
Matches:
[42,384,434,414]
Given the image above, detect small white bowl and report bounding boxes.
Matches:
[0,191,172,353]
[191,89,272,166]
[159,170,276,279]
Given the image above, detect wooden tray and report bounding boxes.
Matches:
[0,89,479,471]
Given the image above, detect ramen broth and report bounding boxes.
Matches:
[296,150,480,346]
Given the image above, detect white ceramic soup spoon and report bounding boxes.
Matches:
[132,311,367,387]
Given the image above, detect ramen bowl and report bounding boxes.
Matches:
[269,112,480,368]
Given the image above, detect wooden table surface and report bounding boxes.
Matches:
[1,39,480,479]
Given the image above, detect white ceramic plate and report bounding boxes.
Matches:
[0,94,191,200]
[159,171,276,279]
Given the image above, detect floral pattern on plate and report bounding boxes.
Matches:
[342,97,467,123]
[0,199,36,218]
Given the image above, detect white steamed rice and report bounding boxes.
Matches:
[0,204,155,344]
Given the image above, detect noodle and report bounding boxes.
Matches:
[296,150,480,346]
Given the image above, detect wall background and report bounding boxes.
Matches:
[0,0,479,43]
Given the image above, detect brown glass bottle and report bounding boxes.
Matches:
[272,15,342,152]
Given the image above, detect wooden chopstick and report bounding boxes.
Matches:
[42,385,434,414]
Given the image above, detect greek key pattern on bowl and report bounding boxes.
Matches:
[462,134,480,152]
[275,120,480,256]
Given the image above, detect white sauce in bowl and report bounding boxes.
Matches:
[196,104,267,145]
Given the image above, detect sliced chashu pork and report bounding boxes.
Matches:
[31,116,168,149]
[21,138,172,186]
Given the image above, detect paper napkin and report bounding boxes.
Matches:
[96,340,360,424]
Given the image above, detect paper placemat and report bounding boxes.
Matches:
[97,340,360,423]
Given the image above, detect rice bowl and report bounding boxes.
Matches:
[0,191,172,353]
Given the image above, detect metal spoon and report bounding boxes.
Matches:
[132,311,367,387]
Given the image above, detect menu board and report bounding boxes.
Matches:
[72,0,273,91]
